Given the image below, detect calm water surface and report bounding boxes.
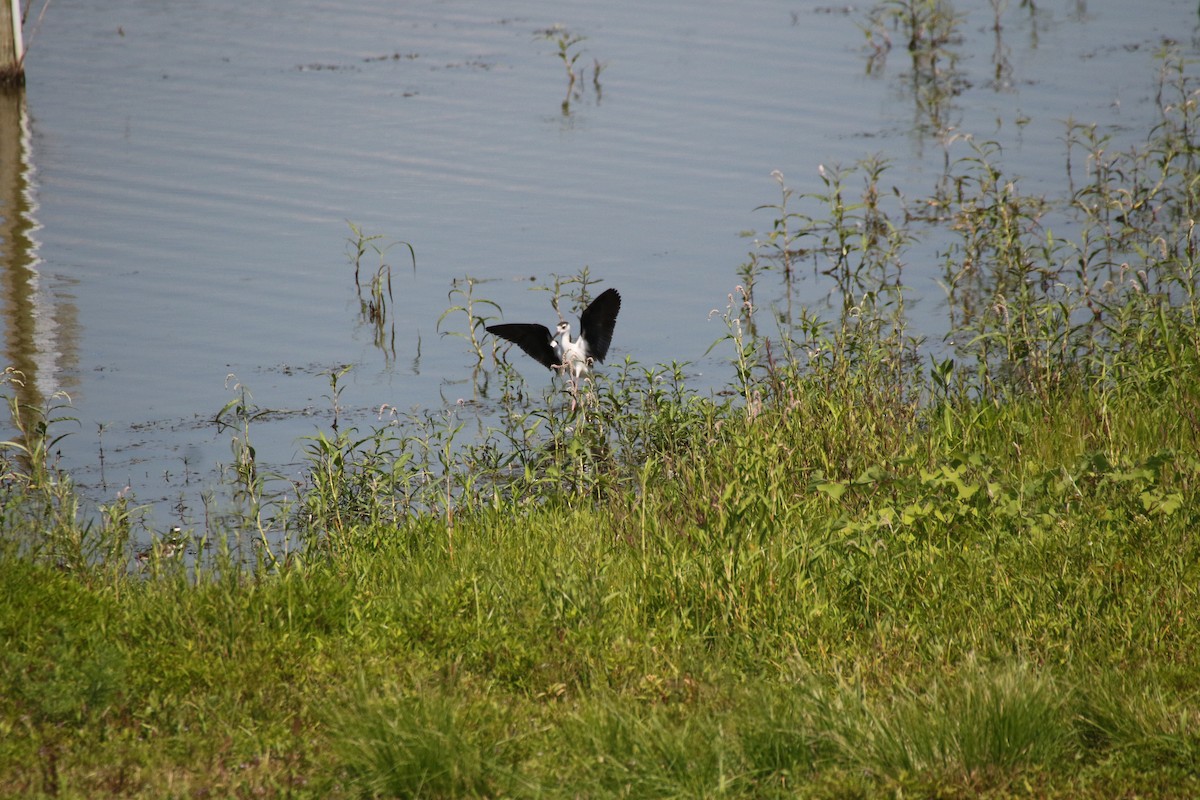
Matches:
[2,0,1199,529]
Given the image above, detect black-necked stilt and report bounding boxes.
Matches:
[487,287,621,383]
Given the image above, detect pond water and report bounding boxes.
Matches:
[2,0,1199,532]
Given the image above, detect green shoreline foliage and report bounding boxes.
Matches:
[4,50,1200,800]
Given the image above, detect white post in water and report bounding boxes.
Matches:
[1,0,24,86]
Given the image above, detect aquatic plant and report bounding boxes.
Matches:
[438,275,500,368]
[345,221,416,363]
[863,0,966,134]
[537,25,600,114]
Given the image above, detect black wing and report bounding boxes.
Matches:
[486,323,559,370]
[578,288,621,363]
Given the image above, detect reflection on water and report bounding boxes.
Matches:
[864,0,967,137]
[0,86,77,415]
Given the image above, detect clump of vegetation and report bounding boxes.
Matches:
[3,50,1200,800]
[536,24,604,114]
[862,0,968,134]
[346,221,416,363]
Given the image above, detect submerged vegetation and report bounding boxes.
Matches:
[4,44,1200,800]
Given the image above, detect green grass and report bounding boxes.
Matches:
[4,45,1200,800]
[3,360,1199,796]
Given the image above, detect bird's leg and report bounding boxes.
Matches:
[568,372,580,412]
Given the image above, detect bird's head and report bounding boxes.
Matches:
[556,320,571,337]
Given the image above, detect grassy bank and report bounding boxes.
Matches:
[4,54,1200,800]
[3,356,1199,798]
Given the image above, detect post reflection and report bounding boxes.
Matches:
[0,86,78,417]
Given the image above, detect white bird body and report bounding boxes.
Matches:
[555,321,592,378]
